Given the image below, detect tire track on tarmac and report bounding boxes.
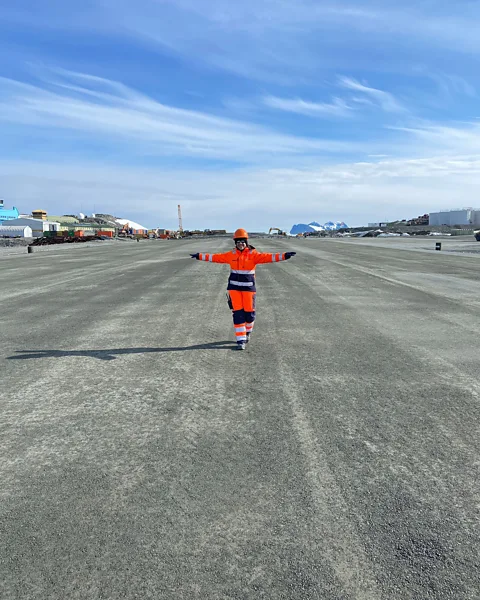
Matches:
[291,260,480,411]
[298,242,480,311]
[285,254,480,468]
[1,257,232,597]
[0,248,186,302]
[258,268,382,599]
[294,267,480,502]
[268,258,480,597]
[0,262,196,495]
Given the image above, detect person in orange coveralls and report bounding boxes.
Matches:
[190,228,296,350]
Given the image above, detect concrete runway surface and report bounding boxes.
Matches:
[1,237,479,599]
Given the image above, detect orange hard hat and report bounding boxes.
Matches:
[233,228,249,240]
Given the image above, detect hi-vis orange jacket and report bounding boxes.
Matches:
[198,246,287,292]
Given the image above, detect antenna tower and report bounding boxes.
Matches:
[178,204,183,232]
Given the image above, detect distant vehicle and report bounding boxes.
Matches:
[268,227,286,236]
[474,230,480,242]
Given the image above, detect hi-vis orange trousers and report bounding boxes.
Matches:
[227,290,256,343]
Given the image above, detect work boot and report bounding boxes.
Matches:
[245,333,251,344]
[236,342,246,351]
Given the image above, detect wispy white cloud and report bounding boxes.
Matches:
[263,96,353,118]
[4,67,480,169]
[4,1,480,85]
[338,76,406,113]
[390,121,480,154]
[427,71,476,98]
[0,70,364,162]
[3,2,480,232]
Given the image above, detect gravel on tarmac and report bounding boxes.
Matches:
[1,237,479,599]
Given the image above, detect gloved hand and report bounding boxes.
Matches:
[284,252,296,260]
[190,253,200,259]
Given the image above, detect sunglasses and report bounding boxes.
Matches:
[235,239,247,244]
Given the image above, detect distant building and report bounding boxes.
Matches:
[0,199,20,223]
[31,209,48,220]
[6,218,60,237]
[0,225,33,237]
[429,209,480,226]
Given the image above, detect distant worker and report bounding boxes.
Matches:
[190,228,296,350]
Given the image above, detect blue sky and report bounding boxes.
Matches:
[2,0,480,230]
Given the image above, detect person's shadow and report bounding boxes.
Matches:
[7,340,236,361]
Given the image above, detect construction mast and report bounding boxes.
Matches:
[177,204,183,233]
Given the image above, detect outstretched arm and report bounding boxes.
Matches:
[190,251,232,263]
[254,251,296,264]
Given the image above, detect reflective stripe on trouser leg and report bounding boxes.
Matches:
[232,309,247,342]
[244,293,255,335]
[234,323,247,342]
[229,292,255,342]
